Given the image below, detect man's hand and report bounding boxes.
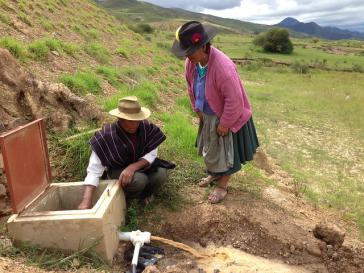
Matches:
[217,124,229,136]
[78,185,96,210]
[119,165,136,187]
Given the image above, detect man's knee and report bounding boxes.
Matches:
[149,167,168,186]
[124,172,149,194]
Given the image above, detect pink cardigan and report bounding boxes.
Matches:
[185,46,252,133]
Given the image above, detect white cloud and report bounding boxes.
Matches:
[142,0,364,31]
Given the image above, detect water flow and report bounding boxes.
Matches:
[150,236,207,259]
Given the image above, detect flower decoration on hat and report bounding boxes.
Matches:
[191,33,202,44]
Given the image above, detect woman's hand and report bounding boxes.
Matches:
[217,124,229,136]
[119,166,136,187]
[197,111,203,124]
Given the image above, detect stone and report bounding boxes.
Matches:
[313,222,345,247]
[142,265,161,273]
[0,184,6,196]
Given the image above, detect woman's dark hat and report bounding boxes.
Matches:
[172,21,217,57]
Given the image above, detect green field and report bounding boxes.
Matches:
[214,34,364,234]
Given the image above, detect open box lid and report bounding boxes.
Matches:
[0,119,51,214]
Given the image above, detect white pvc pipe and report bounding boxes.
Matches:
[118,231,151,273]
[119,232,132,241]
[132,241,142,267]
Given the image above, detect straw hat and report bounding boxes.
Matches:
[172,21,217,57]
[109,96,151,121]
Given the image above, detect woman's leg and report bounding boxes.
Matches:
[208,175,229,203]
[198,175,220,187]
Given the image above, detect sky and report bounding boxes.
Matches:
[142,0,364,32]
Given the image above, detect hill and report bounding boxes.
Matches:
[93,0,269,34]
[277,17,364,40]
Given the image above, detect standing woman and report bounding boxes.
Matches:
[172,21,259,204]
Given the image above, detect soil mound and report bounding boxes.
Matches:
[0,48,102,132]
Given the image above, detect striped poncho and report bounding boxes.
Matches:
[90,120,172,170]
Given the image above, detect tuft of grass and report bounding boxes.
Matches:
[291,60,310,74]
[102,80,157,110]
[28,38,79,60]
[40,18,55,31]
[85,43,110,64]
[0,240,108,271]
[59,71,102,96]
[17,12,32,26]
[28,40,49,60]
[0,13,10,24]
[87,28,99,40]
[132,81,158,107]
[96,66,126,89]
[61,42,79,57]
[0,37,27,60]
[116,47,128,58]
[50,128,97,181]
[158,111,199,161]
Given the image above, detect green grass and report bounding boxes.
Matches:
[17,12,32,26]
[242,65,364,236]
[0,240,108,271]
[0,13,10,24]
[158,111,199,161]
[27,38,79,60]
[85,42,110,63]
[102,80,157,110]
[40,18,55,31]
[0,37,27,60]
[116,46,128,58]
[50,127,98,182]
[59,71,102,96]
[216,34,364,71]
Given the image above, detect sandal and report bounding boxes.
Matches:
[198,175,219,187]
[208,186,228,204]
[143,194,155,205]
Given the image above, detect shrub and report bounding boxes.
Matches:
[352,64,363,73]
[291,61,310,74]
[129,23,154,34]
[59,71,102,95]
[253,28,294,54]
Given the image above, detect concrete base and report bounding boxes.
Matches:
[7,180,126,264]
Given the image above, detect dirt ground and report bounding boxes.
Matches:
[1,152,364,273]
[109,150,364,273]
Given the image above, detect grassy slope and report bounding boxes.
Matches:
[0,0,208,269]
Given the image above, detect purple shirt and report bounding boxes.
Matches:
[185,46,252,133]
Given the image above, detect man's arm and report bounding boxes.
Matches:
[78,151,105,209]
[119,148,158,187]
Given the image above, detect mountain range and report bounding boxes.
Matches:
[94,0,364,40]
[277,17,364,40]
